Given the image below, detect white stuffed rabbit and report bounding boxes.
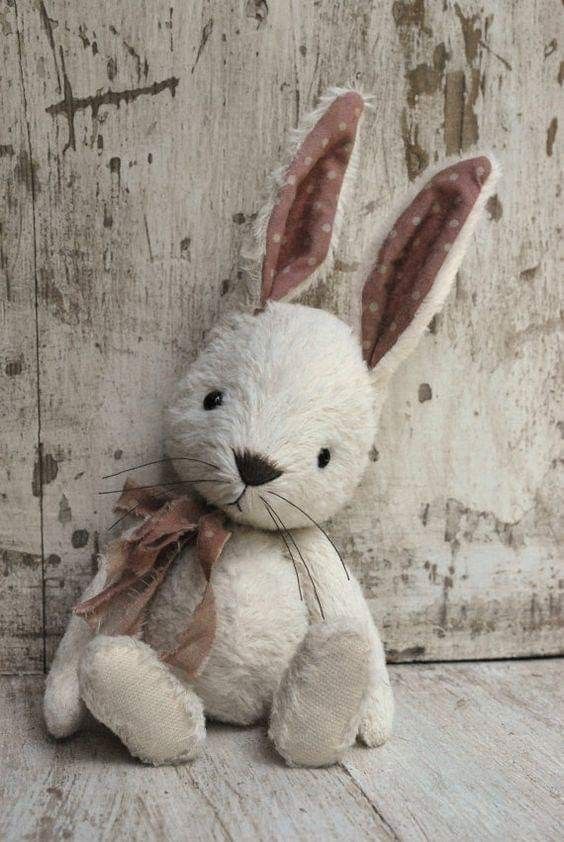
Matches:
[44,89,497,767]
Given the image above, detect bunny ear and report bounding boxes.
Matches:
[255,88,366,306]
[361,156,499,376]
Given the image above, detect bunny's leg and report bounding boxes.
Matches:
[78,635,205,765]
[268,617,371,767]
[44,567,106,738]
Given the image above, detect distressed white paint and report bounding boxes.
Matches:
[0,4,43,673]
[0,0,561,671]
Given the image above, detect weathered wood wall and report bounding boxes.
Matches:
[1,0,561,673]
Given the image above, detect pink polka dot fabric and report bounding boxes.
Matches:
[261,91,364,304]
[361,156,492,368]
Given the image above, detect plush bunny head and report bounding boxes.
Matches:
[167,89,497,531]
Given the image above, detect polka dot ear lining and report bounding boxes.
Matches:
[361,155,498,370]
[259,89,365,305]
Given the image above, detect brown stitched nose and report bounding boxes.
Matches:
[233,449,283,487]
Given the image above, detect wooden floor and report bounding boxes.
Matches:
[1,660,562,841]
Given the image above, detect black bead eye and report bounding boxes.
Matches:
[318,448,331,469]
[203,390,224,410]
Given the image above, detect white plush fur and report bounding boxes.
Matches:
[79,635,206,765]
[44,89,494,767]
[43,567,106,737]
[166,303,376,531]
[142,521,393,750]
[146,526,310,725]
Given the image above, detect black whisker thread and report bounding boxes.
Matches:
[260,498,303,603]
[102,455,220,480]
[266,489,349,581]
[99,478,225,496]
[262,496,326,620]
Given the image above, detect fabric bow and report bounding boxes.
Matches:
[74,479,231,678]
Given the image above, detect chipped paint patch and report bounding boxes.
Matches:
[245,0,269,26]
[454,3,481,65]
[546,117,558,156]
[5,357,23,377]
[406,43,448,107]
[334,258,360,274]
[180,237,192,260]
[58,495,72,525]
[418,383,432,403]
[444,68,480,154]
[1,548,40,576]
[32,452,58,497]
[519,265,539,282]
[14,149,40,195]
[392,0,431,41]
[71,529,89,548]
[444,498,526,555]
[400,109,429,180]
[486,194,503,221]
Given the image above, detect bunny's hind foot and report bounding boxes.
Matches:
[269,618,371,767]
[79,635,205,765]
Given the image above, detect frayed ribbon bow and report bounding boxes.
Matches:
[74,479,231,677]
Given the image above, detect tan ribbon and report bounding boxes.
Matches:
[73,479,231,678]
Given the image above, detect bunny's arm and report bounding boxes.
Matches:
[306,536,394,748]
[341,575,394,748]
[43,565,107,738]
[269,528,393,766]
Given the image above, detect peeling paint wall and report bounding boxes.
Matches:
[1,0,561,672]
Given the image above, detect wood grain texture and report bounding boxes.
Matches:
[0,680,394,841]
[1,661,562,840]
[342,660,564,841]
[0,0,561,671]
[0,1,44,673]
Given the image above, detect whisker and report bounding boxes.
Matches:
[266,489,350,581]
[262,497,326,620]
[260,498,303,603]
[102,456,220,480]
[99,479,226,496]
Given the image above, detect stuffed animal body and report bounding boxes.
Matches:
[44,89,497,767]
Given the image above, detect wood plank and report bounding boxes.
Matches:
[0,675,393,841]
[11,0,303,668]
[343,660,564,841]
[1,661,562,840]
[1,0,561,671]
[313,0,563,662]
[0,2,44,672]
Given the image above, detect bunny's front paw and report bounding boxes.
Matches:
[44,664,86,739]
[357,679,394,747]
